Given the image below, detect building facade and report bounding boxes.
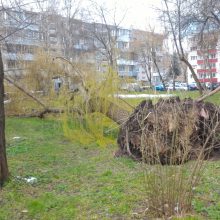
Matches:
[0,7,167,83]
[187,33,220,84]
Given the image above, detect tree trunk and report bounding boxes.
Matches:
[172,71,176,90]
[0,50,9,186]
[180,57,203,94]
[153,56,167,91]
[88,97,130,125]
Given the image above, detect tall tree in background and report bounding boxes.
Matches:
[168,52,181,90]
[87,1,127,71]
[131,29,168,89]
[162,0,203,94]
[187,0,220,32]
[60,0,83,59]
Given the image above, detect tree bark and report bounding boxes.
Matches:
[180,57,203,94]
[153,56,167,91]
[88,97,130,125]
[172,71,176,91]
[0,50,9,186]
[197,86,220,102]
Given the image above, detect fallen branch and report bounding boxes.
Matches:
[197,86,220,102]
[4,76,47,109]
[7,108,64,118]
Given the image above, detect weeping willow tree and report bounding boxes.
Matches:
[5,49,131,146]
[57,62,130,146]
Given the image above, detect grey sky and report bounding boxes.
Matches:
[85,0,163,31]
[2,0,163,31]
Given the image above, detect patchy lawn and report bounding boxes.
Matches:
[0,117,220,219]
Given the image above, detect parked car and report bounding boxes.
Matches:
[155,84,165,91]
[207,82,220,90]
[188,83,198,91]
[179,83,188,91]
[121,83,143,92]
[167,83,188,91]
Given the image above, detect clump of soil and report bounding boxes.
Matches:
[116,97,220,164]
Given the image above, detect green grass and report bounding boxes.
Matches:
[1,114,220,219]
[1,118,146,219]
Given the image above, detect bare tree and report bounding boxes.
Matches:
[131,30,153,87]
[59,0,83,59]
[168,52,181,90]
[187,0,220,32]
[86,1,127,71]
[162,0,203,94]
[151,49,167,90]
[131,29,168,89]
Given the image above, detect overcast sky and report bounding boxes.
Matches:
[2,0,164,31]
[90,0,164,31]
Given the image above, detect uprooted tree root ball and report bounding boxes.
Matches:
[116,97,220,164]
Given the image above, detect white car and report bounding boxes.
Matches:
[167,83,188,91]
[178,83,188,91]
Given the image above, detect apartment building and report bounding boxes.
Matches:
[0,7,167,82]
[0,8,40,76]
[187,33,220,84]
[130,29,168,85]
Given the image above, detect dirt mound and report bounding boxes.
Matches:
[116,97,220,164]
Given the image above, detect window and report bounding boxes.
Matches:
[118,65,125,72]
[129,66,134,72]
[199,64,205,69]
[7,60,17,68]
[210,63,216,68]
[50,36,57,43]
[33,31,39,39]
[119,29,129,36]
[190,46,197,51]
[211,73,216,77]
[25,46,34,54]
[117,41,128,49]
[191,56,197,60]
[210,54,216,59]
[7,44,15,53]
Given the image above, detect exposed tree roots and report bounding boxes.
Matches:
[116,97,220,164]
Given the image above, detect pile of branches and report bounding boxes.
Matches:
[116,97,220,164]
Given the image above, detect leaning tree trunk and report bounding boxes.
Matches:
[88,97,130,125]
[0,50,9,186]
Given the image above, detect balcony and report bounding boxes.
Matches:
[197,68,216,73]
[117,59,137,66]
[197,59,218,64]
[118,71,137,77]
[197,49,217,55]
[199,78,218,83]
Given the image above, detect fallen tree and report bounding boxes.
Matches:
[116,97,220,164]
[4,57,220,164]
